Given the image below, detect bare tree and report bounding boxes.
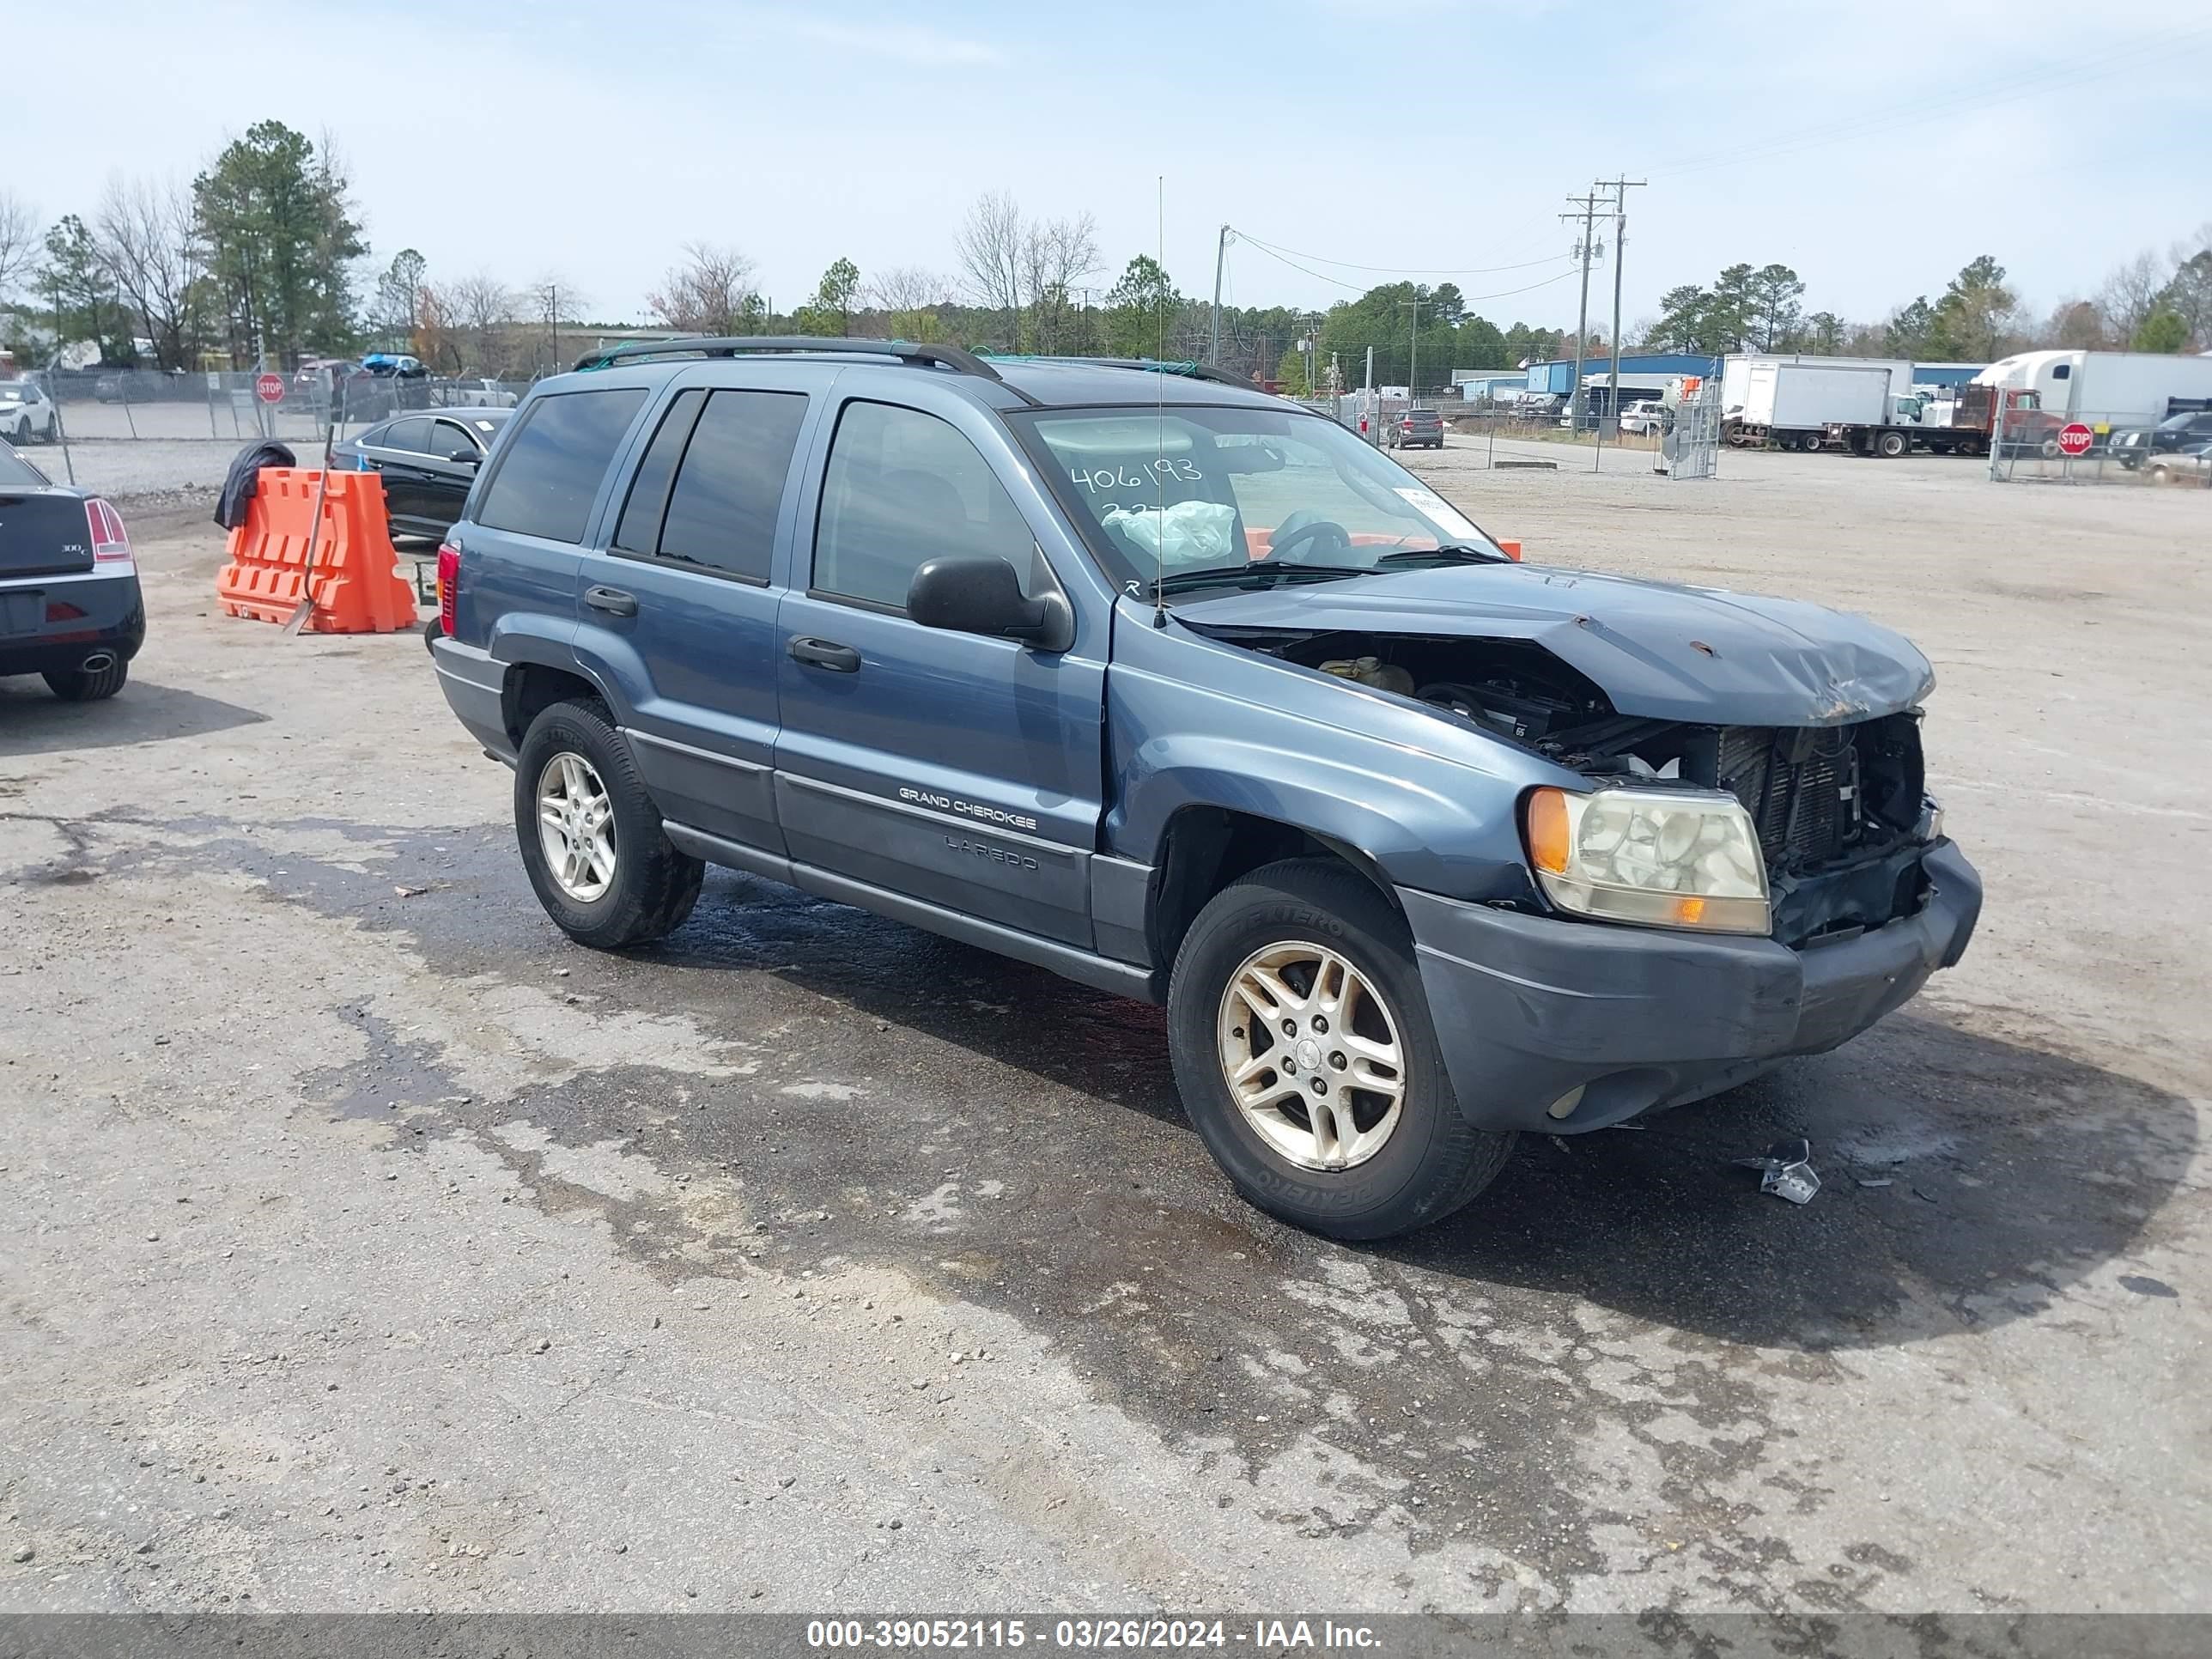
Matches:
[955,191,1024,345]
[2097,250,2167,342]
[1021,212,1099,353]
[2160,222,2212,345]
[860,265,951,341]
[452,273,519,377]
[418,274,516,375]
[2043,298,2109,349]
[0,188,39,300]
[93,176,205,369]
[647,243,761,335]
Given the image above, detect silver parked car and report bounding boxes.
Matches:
[2145,440,2212,486]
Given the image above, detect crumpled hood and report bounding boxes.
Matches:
[1174,563,1935,726]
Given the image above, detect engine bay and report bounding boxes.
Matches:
[1227,629,1933,921]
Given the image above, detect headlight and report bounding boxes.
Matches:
[1523,786,1771,935]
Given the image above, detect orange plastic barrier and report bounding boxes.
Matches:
[215,468,419,633]
[1496,538,1522,561]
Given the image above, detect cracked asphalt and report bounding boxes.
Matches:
[3,448,2207,1617]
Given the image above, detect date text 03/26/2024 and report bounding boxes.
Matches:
[805,1620,1382,1650]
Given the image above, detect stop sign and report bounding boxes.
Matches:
[2057,422,2094,458]
[254,372,285,404]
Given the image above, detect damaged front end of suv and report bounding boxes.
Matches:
[1153,563,1983,1136]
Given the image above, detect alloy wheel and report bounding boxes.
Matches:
[535,751,617,902]
[1216,939,1406,1171]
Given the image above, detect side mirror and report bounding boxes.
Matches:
[447,450,481,467]
[907,556,1071,652]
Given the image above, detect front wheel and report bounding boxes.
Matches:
[1168,859,1516,1240]
[514,698,703,950]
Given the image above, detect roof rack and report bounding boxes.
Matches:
[570,335,1017,387]
[979,353,1257,389]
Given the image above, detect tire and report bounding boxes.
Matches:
[1168,858,1517,1240]
[1877,430,1909,459]
[43,657,129,702]
[513,697,704,950]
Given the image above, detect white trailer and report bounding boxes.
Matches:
[1725,361,1892,450]
[1974,350,2212,427]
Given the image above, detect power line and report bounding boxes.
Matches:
[1230,228,1574,278]
[1232,232,1578,303]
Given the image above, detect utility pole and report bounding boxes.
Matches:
[1208,224,1232,368]
[1597,176,1646,455]
[1560,189,1604,433]
[1399,297,1425,407]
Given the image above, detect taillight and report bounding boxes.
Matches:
[86,498,132,563]
[436,539,459,637]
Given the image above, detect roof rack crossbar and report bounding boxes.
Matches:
[571,335,1027,393]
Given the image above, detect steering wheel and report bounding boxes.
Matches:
[1267,512,1356,566]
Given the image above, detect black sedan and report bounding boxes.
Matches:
[0,444,143,701]
[336,409,513,540]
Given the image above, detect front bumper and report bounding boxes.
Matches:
[1399,841,1983,1134]
[0,572,145,677]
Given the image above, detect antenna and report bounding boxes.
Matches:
[1153,174,1169,629]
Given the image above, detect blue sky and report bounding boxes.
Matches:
[17,0,2210,334]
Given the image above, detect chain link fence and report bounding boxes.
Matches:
[1988,406,2211,487]
[30,367,531,444]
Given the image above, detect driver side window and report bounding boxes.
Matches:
[812,401,1036,611]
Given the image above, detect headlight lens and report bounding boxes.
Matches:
[1523,786,1771,934]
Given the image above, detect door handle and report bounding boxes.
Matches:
[584,585,638,617]
[787,635,860,673]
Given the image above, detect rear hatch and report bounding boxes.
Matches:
[0,486,94,580]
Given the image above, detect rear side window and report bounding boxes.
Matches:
[813,401,1034,609]
[382,417,434,453]
[476,389,647,544]
[613,390,706,556]
[655,390,808,582]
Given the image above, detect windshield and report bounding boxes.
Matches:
[0,447,50,486]
[0,384,30,401]
[1018,404,1499,592]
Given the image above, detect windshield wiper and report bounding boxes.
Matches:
[1152,559,1372,596]
[1373,543,1514,568]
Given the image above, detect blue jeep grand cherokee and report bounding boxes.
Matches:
[429,339,1980,1239]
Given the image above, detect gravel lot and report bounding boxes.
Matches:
[2,444,2206,1621]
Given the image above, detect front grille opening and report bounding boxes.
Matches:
[1681,713,1925,878]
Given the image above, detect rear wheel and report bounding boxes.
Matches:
[514,698,703,950]
[1168,858,1517,1240]
[43,658,129,702]
[1877,429,1910,458]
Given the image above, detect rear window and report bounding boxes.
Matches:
[0,447,47,486]
[476,389,647,544]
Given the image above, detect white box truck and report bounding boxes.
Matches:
[1722,354,1917,413]
[1724,361,1892,450]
